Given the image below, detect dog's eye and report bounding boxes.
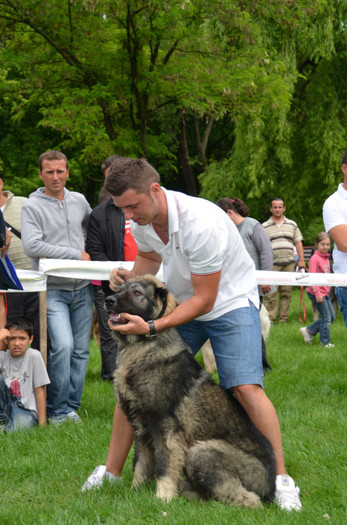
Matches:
[133,290,143,296]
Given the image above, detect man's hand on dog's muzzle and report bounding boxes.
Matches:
[107,313,152,336]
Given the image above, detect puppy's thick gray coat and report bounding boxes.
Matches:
[105,275,276,507]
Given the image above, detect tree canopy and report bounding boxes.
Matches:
[0,0,346,241]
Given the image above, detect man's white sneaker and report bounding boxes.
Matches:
[81,465,121,492]
[274,474,302,511]
[300,327,313,344]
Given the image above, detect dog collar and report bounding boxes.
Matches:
[145,320,157,338]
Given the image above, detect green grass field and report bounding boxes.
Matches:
[0,289,346,524]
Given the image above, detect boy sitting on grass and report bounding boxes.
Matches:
[0,317,50,431]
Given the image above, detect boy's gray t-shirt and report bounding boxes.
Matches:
[0,348,50,417]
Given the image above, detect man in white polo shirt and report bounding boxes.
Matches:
[323,148,347,328]
[81,158,302,511]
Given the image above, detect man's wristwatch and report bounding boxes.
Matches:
[145,320,157,338]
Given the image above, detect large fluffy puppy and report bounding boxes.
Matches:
[105,275,276,508]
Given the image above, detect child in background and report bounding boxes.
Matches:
[300,232,335,348]
[0,318,50,431]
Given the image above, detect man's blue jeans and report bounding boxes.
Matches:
[46,285,93,417]
[336,287,347,329]
[307,292,335,344]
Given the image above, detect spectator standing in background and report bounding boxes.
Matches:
[0,177,41,351]
[300,232,335,348]
[86,155,138,381]
[21,150,93,424]
[262,198,305,323]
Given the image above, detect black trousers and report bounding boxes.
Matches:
[93,285,118,380]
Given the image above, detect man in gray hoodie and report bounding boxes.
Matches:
[21,150,93,423]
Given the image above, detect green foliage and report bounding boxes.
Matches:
[0,0,346,224]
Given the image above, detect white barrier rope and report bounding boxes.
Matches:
[39,259,136,281]
[3,260,347,292]
[5,270,47,292]
[255,270,347,287]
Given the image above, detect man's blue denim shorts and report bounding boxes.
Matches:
[177,301,264,390]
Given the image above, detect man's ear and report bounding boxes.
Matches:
[150,182,161,197]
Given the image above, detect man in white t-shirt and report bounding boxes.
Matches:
[323,148,347,327]
[82,158,302,511]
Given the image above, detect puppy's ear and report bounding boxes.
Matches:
[155,285,169,303]
[155,285,179,316]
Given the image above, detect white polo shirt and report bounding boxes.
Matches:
[323,183,347,273]
[131,189,259,321]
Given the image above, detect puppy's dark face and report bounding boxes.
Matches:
[104,278,170,326]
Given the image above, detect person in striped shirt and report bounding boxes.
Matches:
[262,198,305,323]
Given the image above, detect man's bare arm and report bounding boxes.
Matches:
[328,224,347,252]
[132,251,162,276]
[295,241,306,268]
[156,271,221,331]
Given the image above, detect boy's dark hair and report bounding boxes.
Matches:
[39,150,68,171]
[341,149,347,166]
[6,317,34,338]
[216,197,249,218]
[105,158,160,196]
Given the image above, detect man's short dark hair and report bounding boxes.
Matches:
[341,149,347,166]
[101,155,125,175]
[39,150,68,171]
[6,317,34,338]
[104,158,160,196]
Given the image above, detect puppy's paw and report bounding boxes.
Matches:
[156,476,178,502]
[132,470,150,489]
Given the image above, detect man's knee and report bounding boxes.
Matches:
[232,383,264,406]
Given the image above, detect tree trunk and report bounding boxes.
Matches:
[178,111,197,196]
[193,111,213,171]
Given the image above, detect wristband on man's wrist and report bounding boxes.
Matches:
[145,320,157,338]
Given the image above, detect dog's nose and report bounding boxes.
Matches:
[105,295,117,308]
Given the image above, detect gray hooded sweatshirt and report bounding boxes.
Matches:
[21,187,92,290]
